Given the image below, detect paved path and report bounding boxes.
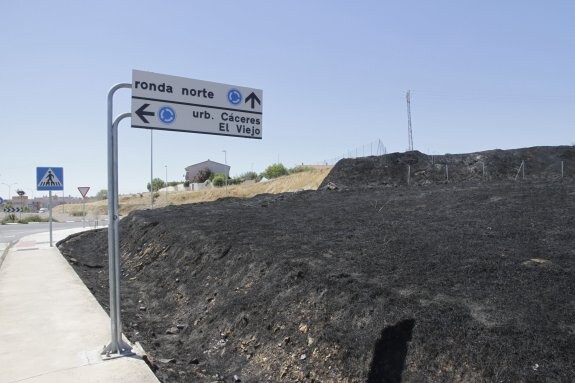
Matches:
[0,229,159,383]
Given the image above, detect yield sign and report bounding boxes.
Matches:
[78,187,90,198]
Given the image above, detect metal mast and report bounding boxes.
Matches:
[406,90,414,151]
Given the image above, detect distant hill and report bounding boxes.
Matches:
[321,146,575,188]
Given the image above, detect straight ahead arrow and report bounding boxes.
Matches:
[136,103,155,123]
[245,92,261,109]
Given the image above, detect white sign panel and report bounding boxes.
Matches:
[131,70,263,139]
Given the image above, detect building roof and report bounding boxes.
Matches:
[185,159,229,171]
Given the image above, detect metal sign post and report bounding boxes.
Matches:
[103,83,132,357]
[103,70,263,358]
[37,167,64,247]
[78,187,90,228]
[49,191,52,246]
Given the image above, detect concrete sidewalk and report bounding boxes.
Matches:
[0,229,159,383]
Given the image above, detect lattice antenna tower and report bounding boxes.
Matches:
[406,90,414,151]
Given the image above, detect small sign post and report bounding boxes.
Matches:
[78,187,90,228]
[37,167,64,247]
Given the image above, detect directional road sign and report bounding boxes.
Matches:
[37,167,64,191]
[3,207,22,213]
[0,197,3,205]
[131,70,263,139]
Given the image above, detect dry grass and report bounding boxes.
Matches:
[54,168,331,217]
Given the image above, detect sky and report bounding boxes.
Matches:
[1,0,574,196]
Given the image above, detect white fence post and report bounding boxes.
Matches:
[515,161,525,180]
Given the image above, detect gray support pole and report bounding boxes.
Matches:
[446,164,449,182]
[49,190,53,247]
[150,130,154,209]
[110,111,132,356]
[561,161,564,178]
[165,165,168,204]
[104,83,131,356]
[105,111,132,356]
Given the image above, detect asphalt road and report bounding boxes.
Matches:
[0,221,104,267]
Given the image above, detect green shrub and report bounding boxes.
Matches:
[238,171,258,181]
[147,178,165,192]
[212,175,225,187]
[289,165,313,174]
[96,189,108,200]
[228,177,241,185]
[20,215,57,223]
[261,163,288,179]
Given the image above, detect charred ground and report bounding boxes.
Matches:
[58,146,575,382]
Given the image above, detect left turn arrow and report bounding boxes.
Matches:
[136,103,155,123]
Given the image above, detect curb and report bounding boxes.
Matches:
[0,240,15,270]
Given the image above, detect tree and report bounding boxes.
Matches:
[147,178,165,192]
[193,168,213,183]
[261,163,288,179]
[96,189,108,200]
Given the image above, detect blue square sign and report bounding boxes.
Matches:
[37,167,64,191]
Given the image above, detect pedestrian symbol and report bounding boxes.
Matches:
[37,167,64,191]
[39,169,62,187]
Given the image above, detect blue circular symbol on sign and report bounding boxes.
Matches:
[158,106,176,124]
[227,89,242,105]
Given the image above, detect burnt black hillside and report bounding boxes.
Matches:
[59,146,575,382]
[320,146,575,188]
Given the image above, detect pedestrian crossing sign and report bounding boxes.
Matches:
[37,167,64,191]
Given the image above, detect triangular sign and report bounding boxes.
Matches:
[38,168,63,187]
[78,187,90,198]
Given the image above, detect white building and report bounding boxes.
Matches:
[185,160,230,183]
